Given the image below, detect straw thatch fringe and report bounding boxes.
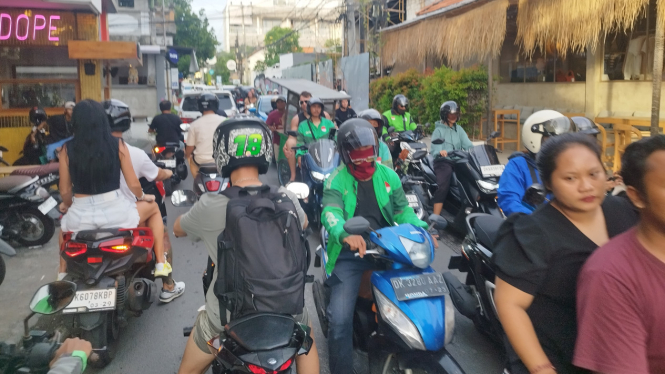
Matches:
[517,0,650,57]
[381,0,509,68]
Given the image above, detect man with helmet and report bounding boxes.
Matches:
[497,110,573,215]
[334,91,356,126]
[429,101,474,216]
[185,93,225,178]
[174,116,319,374]
[357,108,393,167]
[149,100,184,145]
[571,116,601,138]
[14,107,49,165]
[266,95,288,159]
[104,99,185,300]
[322,118,431,374]
[382,94,416,133]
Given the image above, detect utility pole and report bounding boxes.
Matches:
[162,0,172,101]
[241,3,247,84]
[235,34,244,84]
[651,2,665,136]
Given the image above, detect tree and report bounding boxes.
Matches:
[214,51,236,84]
[173,0,219,76]
[254,60,267,72]
[324,38,342,53]
[264,26,301,66]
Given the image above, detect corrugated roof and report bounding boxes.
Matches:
[266,79,351,100]
[417,0,466,16]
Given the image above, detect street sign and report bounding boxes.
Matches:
[170,68,179,89]
[227,60,237,71]
[167,48,179,65]
[209,69,215,75]
[216,76,222,85]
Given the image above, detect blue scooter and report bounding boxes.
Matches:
[312,215,465,373]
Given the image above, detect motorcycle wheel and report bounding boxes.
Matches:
[16,208,55,246]
[83,313,116,368]
[277,159,291,186]
[312,280,329,338]
[0,256,5,286]
[164,178,173,196]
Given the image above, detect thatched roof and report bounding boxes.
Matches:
[381,0,510,67]
[517,0,651,57]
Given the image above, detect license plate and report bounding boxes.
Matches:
[390,273,449,301]
[38,197,57,215]
[162,159,176,168]
[63,288,116,314]
[480,164,505,178]
[405,193,420,208]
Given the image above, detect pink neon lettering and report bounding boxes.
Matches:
[48,15,59,41]
[16,14,29,41]
[0,13,11,40]
[33,14,46,40]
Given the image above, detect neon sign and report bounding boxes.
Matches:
[0,13,61,42]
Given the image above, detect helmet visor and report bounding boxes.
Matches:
[531,116,572,136]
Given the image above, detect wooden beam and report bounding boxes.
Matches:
[68,41,140,61]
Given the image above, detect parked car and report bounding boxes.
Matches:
[178,90,238,124]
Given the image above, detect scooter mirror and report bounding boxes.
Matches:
[171,190,197,207]
[524,183,547,207]
[428,214,448,230]
[248,107,257,114]
[29,281,77,315]
[180,123,191,132]
[431,139,445,145]
[489,131,501,139]
[343,217,371,236]
[286,182,310,200]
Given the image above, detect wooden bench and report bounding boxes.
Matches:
[595,116,665,171]
[492,109,520,151]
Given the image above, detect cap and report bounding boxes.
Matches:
[65,101,76,109]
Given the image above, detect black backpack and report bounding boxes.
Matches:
[214,185,308,324]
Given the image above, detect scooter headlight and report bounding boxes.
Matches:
[310,171,330,182]
[477,180,499,194]
[373,287,426,351]
[399,234,432,269]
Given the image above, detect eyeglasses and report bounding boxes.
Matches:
[299,100,310,105]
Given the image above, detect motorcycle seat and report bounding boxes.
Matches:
[472,215,504,252]
[74,228,133,242]
[159,142,181,147]
[11,163,59,177]
[198,163,218,174]
[226,313,296,351]
[0,175,38,193]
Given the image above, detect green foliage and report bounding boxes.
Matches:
[214,51,235,84]
[324,38,342,53]
[370,66,488,136]
[265,27,302,66]
[173,0,219,76]
[254,60,267,72]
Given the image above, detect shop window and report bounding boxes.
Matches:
[1,83,76,109]
[263,19,282,31]
[112,64,151,86]
[604,0,662,80]
[119,0,135,7]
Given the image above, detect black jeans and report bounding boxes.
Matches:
[432,158,454,205]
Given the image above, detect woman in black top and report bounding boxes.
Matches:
[492,133,638,374]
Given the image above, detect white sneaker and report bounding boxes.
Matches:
[159,281,185,303]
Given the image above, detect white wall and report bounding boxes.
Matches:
[112,86,158,119]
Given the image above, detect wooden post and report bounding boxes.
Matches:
[487,57,493,139]
[651,0,665,136]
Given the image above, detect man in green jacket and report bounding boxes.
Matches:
[429,101,474,215]
[321,118,430,374]
[382,94,417,133]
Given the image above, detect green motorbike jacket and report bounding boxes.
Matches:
[382,109,416,133]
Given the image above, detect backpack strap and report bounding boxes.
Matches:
[306,119,317,143]
[526,159,539,184]
[216,232,229,326]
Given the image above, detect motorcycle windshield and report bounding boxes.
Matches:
[306,139,338,171]
[470,145,500,167]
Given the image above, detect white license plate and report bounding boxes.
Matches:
[63,288,116,314]
[162,159,176,168]
[481,164,505,178]
[406,193,420,208]
[38,197,57,215]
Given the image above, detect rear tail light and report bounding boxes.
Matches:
[205,180,221,191]
[100,237,132,253]
[180,117,193,124]
[87,256,103,264]
[278,358,293,371]
[63,242,87,257]
[245,358,292,374]
[247,364,267,374]
[154,146,166,154]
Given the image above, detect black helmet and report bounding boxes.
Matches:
[271,95,286,110]
[358,109,385,134]
[571,117,600,135]
[212,115,273,178]
[307,97,324,117]
[29,107,47,126]
[159,100,172,112]
[337,118,379,166]
[103,99,132,133]
[440,101,460,124]
[392,94,408,114]
[198,93,219,113]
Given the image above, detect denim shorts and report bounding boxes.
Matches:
[61,190,140,233]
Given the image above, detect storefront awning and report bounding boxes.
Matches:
[68,41,142,66]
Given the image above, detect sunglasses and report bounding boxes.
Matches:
[299,100,310,105]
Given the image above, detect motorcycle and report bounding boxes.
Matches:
[0,175,57,246]
[0,281,107,373]
[0,225,16,286]
[312,214,466,373]
[193,163,230,197]
[152,142,188,196]
[59,224,158,367]
[9,163,62,222]
[279,131,340,229]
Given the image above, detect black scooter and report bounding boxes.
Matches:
[152,142,188,196]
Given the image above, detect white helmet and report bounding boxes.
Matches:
[522,110,574,154]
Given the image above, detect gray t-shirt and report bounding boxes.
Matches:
[179,185,307,332]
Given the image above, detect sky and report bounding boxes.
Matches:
[190,0,228,50]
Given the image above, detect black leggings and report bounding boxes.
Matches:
[432,159,454,205]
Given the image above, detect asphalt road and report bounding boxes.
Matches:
[1,123,504,374]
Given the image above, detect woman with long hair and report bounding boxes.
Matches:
[492,133,639,374]
[244,89,258,113]
[57,100,156,277]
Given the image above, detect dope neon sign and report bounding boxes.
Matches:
[0,13,60,42]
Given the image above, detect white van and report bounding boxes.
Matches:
[178,90,238,124]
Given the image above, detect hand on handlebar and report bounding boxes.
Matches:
[50,338,92,368]
[439,150,448,157]
[141,194,156,203]
[343,235,367,258]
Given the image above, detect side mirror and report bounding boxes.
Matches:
[428,214,448,230]
[286,182,310,200]
[249,107,257,114]
[287,130,298,138]
[180,123,191,132]
[524,183,547,207]
[432,139,445,145]
[328,128,337,139]
[29,281,77,315]
[490,131,501,139]
[171,190,197,207]
[387,126,395,133]
[343,217,371,236]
